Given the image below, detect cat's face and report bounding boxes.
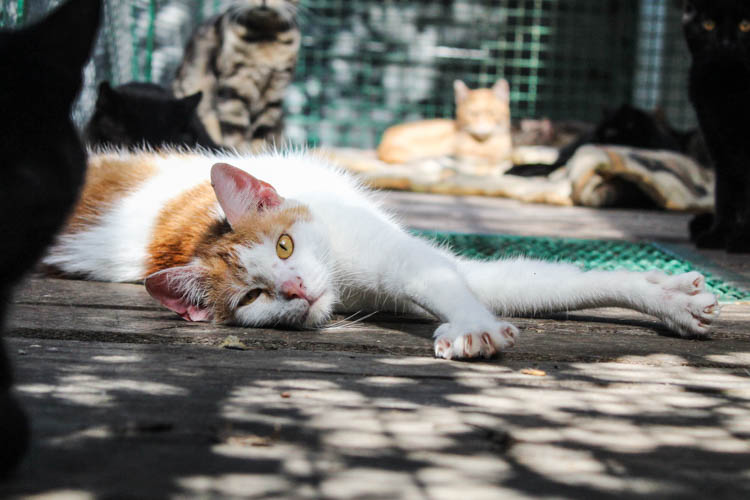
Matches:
[146,163,337,328]
[201,206,336,327]
[85,82,214,149]
[454,79,511,141]
[683,0,750,62]
[592,105,679,150]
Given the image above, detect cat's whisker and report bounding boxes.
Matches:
[323,310,379,330]
[323,315,360,329]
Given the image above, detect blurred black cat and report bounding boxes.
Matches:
[684,0,750,252]
[507,104,707,177]
[0,0,101,474]
[84,81,218,150]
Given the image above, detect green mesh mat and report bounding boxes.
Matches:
[413,231,750,304]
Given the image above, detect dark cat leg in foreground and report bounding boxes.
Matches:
[0,330,29,476]
[0,0,102,474]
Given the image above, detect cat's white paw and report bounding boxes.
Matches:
[653,271,721,337]
[433,320,519,360]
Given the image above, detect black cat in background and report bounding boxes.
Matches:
[506,104,706,178]
[84,81,219,150]
[0,0,101,474]
[684,0,750,252]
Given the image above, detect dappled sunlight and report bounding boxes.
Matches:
[358,376,418,386]
[705,351,750,366]
[8,335,750,499]
[47,426,113,447]
[320,468,424,499]
[22,490,95,500]
[16,373,188,408]
[510,443,680,495]
[377,357,445,366]
[178,474,298,498]
[281,359,338,370]
[615,353,690,366]
[90,354,142,363]
[444,360,750,460]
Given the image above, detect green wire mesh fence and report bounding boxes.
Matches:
[2,0,695,148]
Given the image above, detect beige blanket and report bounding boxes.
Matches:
[321,145,714,211]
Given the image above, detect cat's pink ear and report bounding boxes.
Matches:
[492,79,510,102]
[210,162,282,227]
[454,80,470,104]
[144,266,212,322]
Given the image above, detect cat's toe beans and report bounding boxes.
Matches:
[503,324,519,343]
[434,338,453,359]
[480,333,498,357]
[433,321,519,360]
[665,271,705,294]
[457,334,482,358]
[677,292,720,336]
[691,292,720,316]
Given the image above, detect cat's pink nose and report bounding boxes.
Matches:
[281,277,309,303]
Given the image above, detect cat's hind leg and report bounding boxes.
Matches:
[458,258,720,338]
[643,270,720,336]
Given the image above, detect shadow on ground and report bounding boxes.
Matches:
[1,335,749,499]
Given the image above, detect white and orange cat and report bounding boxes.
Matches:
[44,150,721,359]
[377,79,513,166]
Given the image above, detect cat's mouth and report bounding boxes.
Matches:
[467,125,502,141]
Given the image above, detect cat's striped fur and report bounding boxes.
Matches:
[172,0,300,151]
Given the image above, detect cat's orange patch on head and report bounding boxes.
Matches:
[146,181,219,275]
[67,154,159,233]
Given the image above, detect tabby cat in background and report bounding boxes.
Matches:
[0,0,101,474]
[377,79,513,168]
[684,0,750,252]
[172,0,300,151]
[85,81,218,150]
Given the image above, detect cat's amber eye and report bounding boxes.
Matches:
[703,19,716,31]
[239,289,263,307]
[276,234,294,259]
[740,20,750,32]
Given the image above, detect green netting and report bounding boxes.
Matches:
[412,231,750,304]
[2,0,696,148]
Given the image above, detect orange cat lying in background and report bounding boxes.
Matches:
[377,79,512,165]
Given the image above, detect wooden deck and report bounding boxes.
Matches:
[2,192,750,499]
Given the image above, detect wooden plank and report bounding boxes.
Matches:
[6,281,750,365]
[381,190,694,242]
[1,338,749,499]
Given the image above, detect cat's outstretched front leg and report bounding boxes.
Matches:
[331,219,518,359]
[458,258,721,337]
[384,241,520,359]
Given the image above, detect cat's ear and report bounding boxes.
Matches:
[181,92,203,112]
[144,266,212,322]
[492,79,511,102]
[23,0,101,80]
[95,81,116,108]
[210,163,283,227]
[454,80,470,104]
